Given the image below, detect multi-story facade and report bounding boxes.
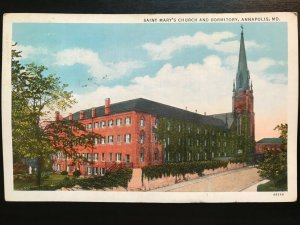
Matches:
[53,27,256,176]
[256,138,283,155]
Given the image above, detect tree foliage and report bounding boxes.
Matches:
[258,123,288,187]
[12,43,76,186]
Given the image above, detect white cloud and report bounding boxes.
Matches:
[54,48,144,79]
[142,31,261,60]
[64,54,287,141]
[13,44,48,59]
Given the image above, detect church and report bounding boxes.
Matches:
[53,28,255,176]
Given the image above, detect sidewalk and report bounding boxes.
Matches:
[240,179,270,192]
[149,167,261,192]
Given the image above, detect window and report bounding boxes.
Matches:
[212,152,214,158]
[108,119,113,127]
[197,128,200,134]
[94,137,98,145]
[204,140,207,146]
[57,151,62,160]
[67,166,70,172]
[94,122,99,129]
[93,153,98,162]
[124,134,131,143]
[100,168,105,175]
[167,121,170,130]
[87,153,92,162]
[212,141,215,146]
[101,121,106,128]
[140,149,144,162]
[87,167,92,175]
[93,167,98,175]
[178,153,181,161]
[154,134,158,144]
[116,118,122,126]
[224,133,226,137]
[125,154,130,163]
[116,153,122,162]
[205,129,207,135]
[82,153,87,159]
[224,142,227,147]
[108,135,114,144]
[57,164,61,172]
[140,117,145,127]
[154,150,159,161]
[197,153,200,160]
[88,123,92,130]
[178,125,181,132]
[237,116,242,135]
[101,153,105,162]
[188,152,191,161]
[188,127,191,133]
[140,131,145,144]
[117,135,121,144]
[100,137,105,145]
[205,152,207,160]
[167,137,170,145]
[154,119,158,128]
[109,153,113,161]
[197,140,199,146]
[224,152,227,157]
[125,117,131,125]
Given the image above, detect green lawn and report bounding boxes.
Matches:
[257,180,287,192]
[14,174,68,190]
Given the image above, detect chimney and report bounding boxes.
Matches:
[68,113,73,121]
[105,98,110,115]
[204,112,206,116]
[92,108,96,118]
[79,110,84,120]
[55,111,60,121]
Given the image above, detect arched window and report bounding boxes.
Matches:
[140,117,145,127]
[154,149,159,161]
[140,148,144,162]
[140,131,145,144]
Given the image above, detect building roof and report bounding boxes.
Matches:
[256,138,283,144]
[209,112,234,129]
[235,27,250,92]
[70,98,226,129]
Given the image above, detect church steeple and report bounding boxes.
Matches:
[235,25,250,92]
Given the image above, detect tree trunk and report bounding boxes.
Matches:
[36,157,43,188]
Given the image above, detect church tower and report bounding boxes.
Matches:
[232,26,255,160]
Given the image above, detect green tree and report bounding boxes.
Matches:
[45,119,102,173]
[12,44,76,187]
[258,123,288,189]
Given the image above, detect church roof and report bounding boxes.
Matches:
[235,27,250,92]
[208,112,234,129]
[256,138,283,144]
[70,98,226,129]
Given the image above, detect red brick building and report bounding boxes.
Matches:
[53,27,256,176]
[256,138,283,155]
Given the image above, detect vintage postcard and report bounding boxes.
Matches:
[2,12,298,202]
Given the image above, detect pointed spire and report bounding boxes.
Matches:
[236,25,250,91]
[233,79,236,92]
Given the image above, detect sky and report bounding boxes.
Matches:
[12,22,288,140]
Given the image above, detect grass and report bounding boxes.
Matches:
[14,174,68,190]
[257,180,287,192]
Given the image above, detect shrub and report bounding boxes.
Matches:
[142,160,229,180]
[61,171,68,175]
[73,170,81,177]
